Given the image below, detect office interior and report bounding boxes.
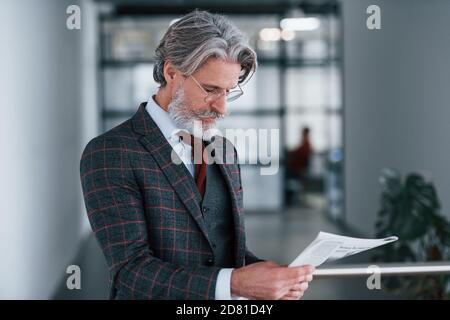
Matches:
[1,0,450,299]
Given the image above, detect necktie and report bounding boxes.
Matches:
[190,135,207,198]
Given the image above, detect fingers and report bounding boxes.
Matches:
[300,282,309,291]
[279,280,311,300]
[283,265,315,286]
[282,274,313,299]
[289,282,309,293]
[235,261,316,300]
[290,283,303,291]
[292,265,315,278]
[303,265,315,275]
[280,290,304,300]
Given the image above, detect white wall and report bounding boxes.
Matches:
[342,0,450,235]
[0,0,98,298]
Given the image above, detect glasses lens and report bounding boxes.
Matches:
[226,90,243,102]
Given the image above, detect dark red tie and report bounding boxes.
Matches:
[190,135,207,198]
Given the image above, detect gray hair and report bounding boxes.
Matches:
[153,10,257,87]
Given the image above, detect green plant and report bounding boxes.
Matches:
[373,168,450,299]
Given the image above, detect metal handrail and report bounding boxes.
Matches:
[313,262,450,278]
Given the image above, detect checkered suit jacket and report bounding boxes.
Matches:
[80,102,262,300]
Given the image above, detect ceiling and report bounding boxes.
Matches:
[93,0,340,16]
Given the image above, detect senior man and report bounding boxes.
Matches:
[80,10,314,300]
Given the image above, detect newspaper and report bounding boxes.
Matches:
[289,231,398,267]
[236,232,397,299]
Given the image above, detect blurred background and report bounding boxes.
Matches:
[1,0,450,299]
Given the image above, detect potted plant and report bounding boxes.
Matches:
[372,168,450,299]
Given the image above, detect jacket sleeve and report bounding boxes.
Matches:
[244,249,265,265]
[80,136,220,300]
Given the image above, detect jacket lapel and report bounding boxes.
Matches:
[131,103,213,249]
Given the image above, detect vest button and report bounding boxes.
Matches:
[202,206,209,213]
[206,258,214,266]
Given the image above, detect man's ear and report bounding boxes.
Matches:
[163,61,178,87]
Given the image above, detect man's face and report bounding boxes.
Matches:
[167,58,241,138]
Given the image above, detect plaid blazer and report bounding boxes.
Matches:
[80,102,262,300]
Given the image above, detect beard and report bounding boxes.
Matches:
[167,86,226,141]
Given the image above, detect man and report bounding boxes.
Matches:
[80,10,314,300]
[287,127,314,205]
[289,127,313,180]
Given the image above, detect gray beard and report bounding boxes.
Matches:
[167,87,223,141]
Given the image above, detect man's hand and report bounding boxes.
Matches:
[230,261,314,300]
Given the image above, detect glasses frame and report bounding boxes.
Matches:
[189,75,243,102]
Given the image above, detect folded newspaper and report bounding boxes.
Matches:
[288,231,398,267]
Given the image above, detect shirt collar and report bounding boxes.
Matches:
[145,94,181,140]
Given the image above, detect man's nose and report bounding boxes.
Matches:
[210,95,227,116]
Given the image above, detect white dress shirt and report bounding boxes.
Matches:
[145,95,234,300]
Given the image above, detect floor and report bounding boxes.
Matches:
[53,194,401,299]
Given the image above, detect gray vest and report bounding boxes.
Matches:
[201,163,235,267]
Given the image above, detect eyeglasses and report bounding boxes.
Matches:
[189,75,243,102]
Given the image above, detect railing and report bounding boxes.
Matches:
[313,262,450,278]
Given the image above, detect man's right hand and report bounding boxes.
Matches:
[230,261,315,300]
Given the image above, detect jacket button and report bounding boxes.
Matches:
[206,258,214,266]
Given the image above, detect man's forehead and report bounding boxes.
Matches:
[195,58,241,88]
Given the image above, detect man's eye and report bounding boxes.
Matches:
[206,88,223,95]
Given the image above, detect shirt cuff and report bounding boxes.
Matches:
[215,268,234,300]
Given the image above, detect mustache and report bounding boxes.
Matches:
[192,109,229,120]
